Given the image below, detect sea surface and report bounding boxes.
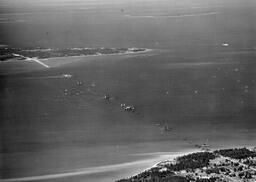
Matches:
[0,0,256,181]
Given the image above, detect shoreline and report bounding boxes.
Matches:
[0,148,199,182]
[128,149,201,178]
[0,48,154,75]
[1,145,255,182]
[117,146,256,182]
[40,48,153,68]
[0,48,152,62]
[0,48,153,70]
[39,48,153,61]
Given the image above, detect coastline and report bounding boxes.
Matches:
[0,48,153,70]
[40,48,153,67]
[41,48,153,60]
[0,48,154,75]
[143,144,256,172]
[43,48,154,68]
[126,149,200,179]
[117,146,256,182]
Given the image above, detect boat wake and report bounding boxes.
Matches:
[25,57,50,68]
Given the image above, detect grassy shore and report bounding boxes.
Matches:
[117,147,256,182]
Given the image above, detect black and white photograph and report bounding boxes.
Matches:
[0,0,256,182]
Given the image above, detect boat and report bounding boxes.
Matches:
[62,74,72,78]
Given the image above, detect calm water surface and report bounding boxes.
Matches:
[1,1,256,181]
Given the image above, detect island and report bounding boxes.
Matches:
[0,47,148,61]
[117,147,256,182]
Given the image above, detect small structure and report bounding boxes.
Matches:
[253,147,256,152]
[64,89,68,95]
[124,105,135,112]
[62,74,72,79]
[164,125,172,132]
[222,43,229,47]
[76,81,83,85]
[195,140,211,151]
[104,94,111,101]
[201,143,211,152]
[121,103,135,112]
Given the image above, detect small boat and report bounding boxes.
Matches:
[104,94,110,100]
[164,125,172,132]
[62,74,72,78]
[124,106,135,112]
[195,139,211,151]
[201,143,211,151]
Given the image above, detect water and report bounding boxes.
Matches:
[1,0,256,181]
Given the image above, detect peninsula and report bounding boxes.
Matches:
[0,47,147,61]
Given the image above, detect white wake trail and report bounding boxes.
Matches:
[26,57,50,68]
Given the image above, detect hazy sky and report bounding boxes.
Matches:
[1,0,253,7]
[0,0,254,15]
